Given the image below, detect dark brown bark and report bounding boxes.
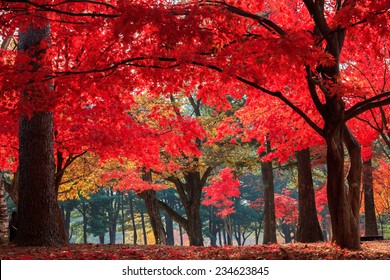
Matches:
[362,159,378,236]
[0,178,8,244]
[16,112,67,246]
[261,157,277,244]
[159,168,210,246]
[296,149,323,242]
[139,189,166,244]
[325,121,361,249]
[14,24,67,246]
[302,0,362,250]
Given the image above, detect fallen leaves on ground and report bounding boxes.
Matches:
[0,241,389,260]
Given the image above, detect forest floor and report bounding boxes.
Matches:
[1,241,389,260]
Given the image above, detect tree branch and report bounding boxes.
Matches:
[157,200,188,228]
[345,91,390,121]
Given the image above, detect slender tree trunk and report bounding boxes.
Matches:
[281,223,292,243]
[255,229,259,245]
[82,200,88,244]
[121,193,126,244]
[224,217,233,245]
[99,233,104,244]
[363,159,378,236]
[261,156,277,244]
[234,222,242,245]
[0,178,8,244]
[140,210,147,245]
[64,205,72,239]
[179,224,183,246]
[128,194,137,245]
[165,213,174,245]
[296,149,323,242]
[218,230,222,246]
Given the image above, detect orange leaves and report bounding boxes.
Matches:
[373,159,390,215]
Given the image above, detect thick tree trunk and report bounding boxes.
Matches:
[15,24,67,246]
[296,149,323,242]
[139,190,166,244]
[261,159,277,244]
[140,170,166,244]
[159,170,207,246]
[0,178,8,244]
[186,198,203,246]
[16,112,67,246]
[362,159,378,236]
[325,122,361,249]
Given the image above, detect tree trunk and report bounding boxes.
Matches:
[0,178,8,244]
[82,200,88,244]
[64,205,72,239]
[261,157,277,244]
[16,112,67,246]
[362,159,378,236]
[128,194,138,245]
[325,122,361,249]
[186,198,203,246]
[233,221,242,245]
[15,24,67,246]
[165,213,174,245]
[296,148,323,242]
[99,233,104,244]
[224,217,233,245]
[179,224,183,246]
[121,193,126,244]
[140,210,147,245]
[139,190,166,244]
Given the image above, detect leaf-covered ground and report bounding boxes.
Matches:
[1,241,389,260]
